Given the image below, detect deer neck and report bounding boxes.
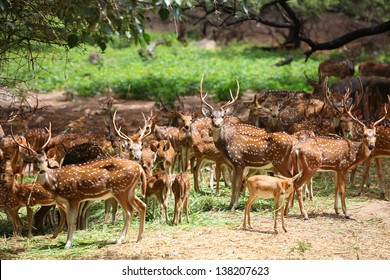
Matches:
[37,168,58,192]
[350,140,372,167]
[212,123,230,148]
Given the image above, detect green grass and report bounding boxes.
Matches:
[0,32,327,104]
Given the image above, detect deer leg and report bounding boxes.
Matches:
[338,172,350,219]
[184,197,190,223]
[376,158,386,199]
[243,194,257,230]
[215,163,222,195]
[334,173,340,215]
[111,198,118,225]
[7,208,23,236]
[27,206,34,238]
[209,164,215,191]
[65,201,79,248]
[359,159,371,196]
[230,167,245,210]
[349,166,358,187]
[274,197,279,234]
[130,196,146,242]
[281,200,287,233]
[193,157,202,192]
[162,195,169,223]
[52,206,66,239]
[104,199,111,225]
[223,165,232,188]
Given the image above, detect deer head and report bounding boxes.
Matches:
[200,74,240,128]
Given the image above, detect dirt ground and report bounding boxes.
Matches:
[1,91,390,260]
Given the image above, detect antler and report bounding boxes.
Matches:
[343,92,366,128]
[221,80,240,110]
[199,74,214,111]
[112,110,132,142]
[41,122,52,151]
[373,96,389,127]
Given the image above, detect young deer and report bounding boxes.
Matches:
[13,124,147,248]
[151,139,176,176]
[243,174,300,233]
[3,161,66,238]
[172,172,191,226]
[145,172,171,223]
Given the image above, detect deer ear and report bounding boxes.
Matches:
[150,141,158,152]
[225,106,235,116]
[201,107,211,117]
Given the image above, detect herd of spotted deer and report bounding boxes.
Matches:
[1,59,390,249]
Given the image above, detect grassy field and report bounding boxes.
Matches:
[5,31,389,104]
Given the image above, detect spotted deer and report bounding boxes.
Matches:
[0,174,23,236]
[172,172,191,225]
[176,110,237,194]
[289,98,388,219]
[243,173,300,233]
[151,139,176,176]
[113,110,152,162]
[199,76,299,211]
[13,124,147,248]
[145,172,170,223]
[3,161,66,238]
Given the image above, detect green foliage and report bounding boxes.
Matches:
[2,35,326,103]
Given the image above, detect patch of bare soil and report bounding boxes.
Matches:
[86,200,389,260]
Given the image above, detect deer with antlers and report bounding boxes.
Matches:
[289,94,388,219]
[199,75,299,211]
[13,124,147,248]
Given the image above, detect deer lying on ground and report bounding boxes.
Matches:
[172,172,191,225]
[243,173,300,233]
[146,172,170,223]
[13,124,147,248]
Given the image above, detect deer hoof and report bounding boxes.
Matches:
[345,215,351,219]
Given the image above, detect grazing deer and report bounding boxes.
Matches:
[243,174,300,233]
[3,161,66,238]
[359,61,390,78]
[13,124,147,248]
[289,98,387,219]
[172,172,191,225]
[146,172,170,223]
[318,58,355,84]
[199,76,298,211]
[0,175,23,236]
